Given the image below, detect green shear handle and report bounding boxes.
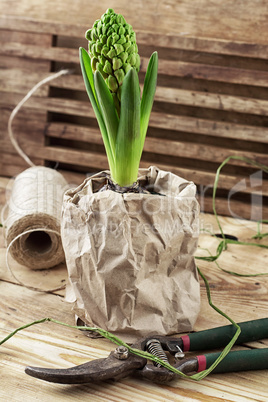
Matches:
[180,318,268,352]
[198,348,268,373]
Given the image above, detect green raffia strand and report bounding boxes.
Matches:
[212,155,268,240]
[195,238,268,262]
[0,276,241,383]
[198,155,268,277]
[252,220,268,240]
[0,155,267,379]
[198,247,268,277]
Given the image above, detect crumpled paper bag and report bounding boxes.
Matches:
[62,166,200,342]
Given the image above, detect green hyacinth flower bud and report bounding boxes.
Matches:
[85,8,140,109]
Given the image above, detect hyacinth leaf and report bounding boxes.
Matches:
[79,47,115,174]
[79,47,97,104]
[140,51,158,155]
[94,70,119,160]
[115,68,141,186]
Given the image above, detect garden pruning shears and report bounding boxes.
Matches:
[25,318,268,384]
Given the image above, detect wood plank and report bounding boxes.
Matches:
[54,169,268,220]
[0,42,78,63]
[0,108,47,146]
[2,42,268,88]
[1,3,268,47]
[140,160,268,197]
[5,69,268,117]
[1,148,42,169]
[46,123,102,144]
[1,13,268,222]
[0,69,49,97]
[197,195,268,221]
[0,28,52,179]
[0,55,51,72]
[45,123,268,170]
[154,87,268,117]
[0,29,52,46]
[0,14,86,38]
[0,107,47,132]
[0,205,268,401]
[0,106,47,176]
[0,30,52,81]
[0,162,33,178]
[1,16,268,61]
[0,111,47,179]
[148,113,268,144]
[2,93,268,144]
[2,140,109,171]
[1,21,267,60]
[154,140,268,171]
[2,138,266,198]
[1,282,267,402]
[0,92,92,117]
[0,250,67,295]
[137,32,268,59]
[58,169,86,187]
[3,152,265,219]
[5,71,77,96]
[144,138,268,168]
[1,152,44,169]
[155,58,268,88]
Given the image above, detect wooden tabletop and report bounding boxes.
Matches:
[0,176,268,401]
[1,0,268,44]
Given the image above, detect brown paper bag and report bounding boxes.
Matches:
[62,166,200,342]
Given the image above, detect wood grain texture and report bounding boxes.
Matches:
[2,43,268,87]
[1,0,268,44]
[0,176,267,401]
[4,70,268,117]
[0,27,51,176]
[1,10,268,219]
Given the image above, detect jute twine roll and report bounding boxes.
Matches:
[4,166,68,269]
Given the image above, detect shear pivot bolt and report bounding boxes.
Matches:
[113,346,129,360]
[175,345,185,360]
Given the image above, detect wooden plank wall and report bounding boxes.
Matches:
[0,15,267,219]
[0,25,52,176]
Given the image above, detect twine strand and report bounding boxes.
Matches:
[7,69,70,167]
[6,228,66,293]
[1,202,9,234]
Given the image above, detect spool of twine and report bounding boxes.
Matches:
[4,166,68,269]
[1,69,71,291]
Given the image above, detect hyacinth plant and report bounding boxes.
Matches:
[80,8,158,187]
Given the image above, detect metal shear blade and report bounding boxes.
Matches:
[25,351,147,384]
[25,318,268,384]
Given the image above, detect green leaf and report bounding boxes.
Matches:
[94,70,119,158]
[79,47,115,174]
[140,51,158,156]
[79,48,97,102]
[114,68,141,186]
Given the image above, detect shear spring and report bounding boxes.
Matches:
[146,339,169,368]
